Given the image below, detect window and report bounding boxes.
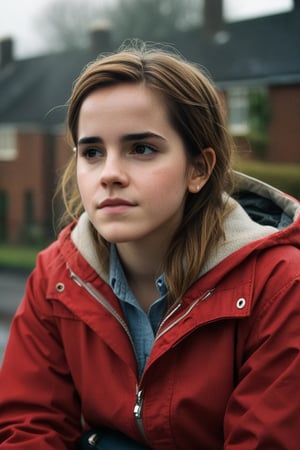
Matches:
[0,190,8,241]
[0,127,17,161]
[24,190,35,227]
[227,86,250,135]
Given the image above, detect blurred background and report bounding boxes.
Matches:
[0,0,299,363]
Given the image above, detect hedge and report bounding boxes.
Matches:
[234,160,300,200]
[0,244,42,271]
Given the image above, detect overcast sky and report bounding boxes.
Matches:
[0,0,294,58]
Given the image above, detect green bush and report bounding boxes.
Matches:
[247,132,268,160]
[235,161,300,200]
[0,244,42,270]
[248,88,270,160]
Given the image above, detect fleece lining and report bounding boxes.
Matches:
[71,172,299,279]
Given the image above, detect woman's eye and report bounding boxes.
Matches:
[133,144,156,155]
[83,148,102,159]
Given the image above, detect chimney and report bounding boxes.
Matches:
[89,22,111,54]
[203,0,224,36]
[0,37,14,69]
[294,0,300,9]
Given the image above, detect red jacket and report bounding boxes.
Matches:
[1,174,300,449]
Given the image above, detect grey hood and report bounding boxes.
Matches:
[71,171,300,281]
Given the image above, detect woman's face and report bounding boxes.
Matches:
[76,83,205,250]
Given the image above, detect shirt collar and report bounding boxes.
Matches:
[109,244,167,302]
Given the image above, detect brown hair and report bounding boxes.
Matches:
[61,41,235,304]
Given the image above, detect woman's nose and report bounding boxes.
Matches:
[99,153,128,187]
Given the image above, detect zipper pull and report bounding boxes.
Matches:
[133,389,143,419]
[68,265,83,287]
[87,432,102,446]
[133,389,150,444]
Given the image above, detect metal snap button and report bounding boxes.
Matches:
[236,298,246,309]
[56,282,65,293]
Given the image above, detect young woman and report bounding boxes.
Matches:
[1,43,300,450]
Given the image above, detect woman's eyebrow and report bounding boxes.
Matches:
[77,132,166,147]
[77,136,102,145]
[121,132,166,142]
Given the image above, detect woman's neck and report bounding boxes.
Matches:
[116,240,167,312]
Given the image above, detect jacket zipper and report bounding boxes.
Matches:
[133,387,149,443]
[68,267,136,350]
[155,289,215,341]
[132,303,182,445]
[132,289,215,443]
[69,266,214,444]
[69,268,151,442]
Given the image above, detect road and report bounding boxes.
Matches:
[0,269,30,364]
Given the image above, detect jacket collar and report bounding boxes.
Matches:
[69,171,300,284]
[70,195,277,280]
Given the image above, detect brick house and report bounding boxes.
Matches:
[174,0,300,162]
[0,1,299,243]
[0,28,112,242]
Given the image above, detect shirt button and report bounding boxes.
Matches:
[56,282,65,293]
[236,298,246,309]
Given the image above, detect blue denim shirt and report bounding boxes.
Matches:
[109,245,168,378]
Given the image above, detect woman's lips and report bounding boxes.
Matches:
[97,198,136,214]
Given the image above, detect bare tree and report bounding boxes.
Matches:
[107,0,204,45]
[35,0,108,52]
[35,0,204,52]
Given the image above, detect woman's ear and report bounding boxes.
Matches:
[188,147,216,193]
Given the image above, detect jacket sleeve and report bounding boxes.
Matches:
[224,252,300,449]
[0,264,83,449]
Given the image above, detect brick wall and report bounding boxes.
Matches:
[268,85,300,163]
[0,129,70,243]
[0,131,43,241]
